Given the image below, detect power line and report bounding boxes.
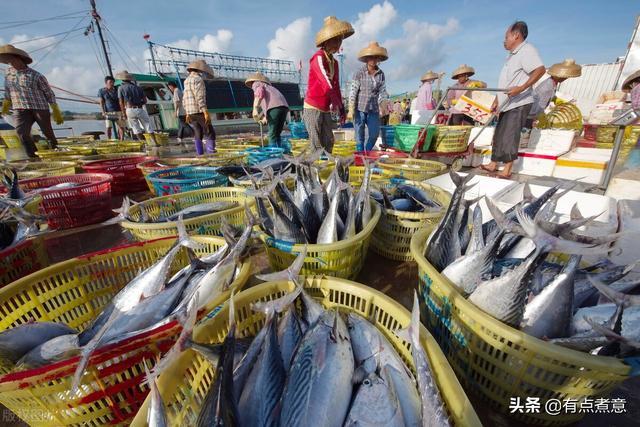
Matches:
[33,15,89,66]
[0,10,88,31]
[102,21,142,73]
[10,29,84,46]
[23,29,86,54]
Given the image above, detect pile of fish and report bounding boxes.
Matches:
[248,154,374,244]
[0,169,45,250]
[145,251,452,426]
[371,182,443,213]
[425,171,640,357]
[0,213,254,393]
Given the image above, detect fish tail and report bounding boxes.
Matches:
[393,290,420,346]
[177,214,204,250]
[256,245,307,282]
[522,183,534,202]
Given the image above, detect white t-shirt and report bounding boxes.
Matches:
[498,41,544,111]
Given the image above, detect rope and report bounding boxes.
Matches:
[101,21,142,73]
[49,85,97,103]
[10,29,85,46]
[0,10,88,30]
[33,14,89,66]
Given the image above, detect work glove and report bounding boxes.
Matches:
[260,117,267,125]
[346,104,354,122]
[1,99,11,116]
[203,109,211,125]
[50,103,64,125]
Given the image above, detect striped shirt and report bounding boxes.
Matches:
[348,65,388,113]
[183,71,207,115]
[4,66,56,110]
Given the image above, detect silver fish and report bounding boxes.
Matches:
[467,204,484,254]
[344,368,405,427]
[317,181,349,244]
[0,322,76,366]
[14,333,78,369]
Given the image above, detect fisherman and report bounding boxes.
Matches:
[446,64,478,126]
[302,16,354,153]
[347,41,390,152]
[526,59,582,128]
[0,44,63,157]
[98,75,124,140]
[116,70,154,141]
[183,59,216,155]
[245,71,289,148]
[481,21,545,179]
[166,81,189,143]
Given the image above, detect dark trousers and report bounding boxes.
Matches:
[188,113,216,141]
[15,109,57,157]
[177,115,189,140]
[491,104,532,163]
[267,106,288,147]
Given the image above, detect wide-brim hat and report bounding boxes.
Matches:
[0,44,32,64]
[421,70,440,82]
[115,70,134,81]
[357,41,388,62]
[245,71,270,88]
[315,16,355,47]
[623,70,640,90]
[452,64,475,79]
[187,59,215,78]
[548,59,582,79]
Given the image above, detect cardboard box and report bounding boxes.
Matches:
[528,129,576,152]
[452,90,496,124]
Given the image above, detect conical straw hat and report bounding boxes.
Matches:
[115,70,134,81]
[315,16,355,47]
[421,70,440,82]
[245,71,270,88]
[548,59,582,79]
[187,59,215,78]
[357,41,388,62]
[452,64,475,79]
[0,44,32,64]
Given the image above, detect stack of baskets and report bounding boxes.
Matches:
[12,161,76,179]
[595,125,617,147]
[82,155,152,195]
[371,181,451,261]
[146,166,228,196]
[0,237,49,288]
[393,124,437,152]
[260,202,381,279]
[244,146,284,166]
[137,158,208,195]
[120,187,253,240]
[432,126,472,153]
[378,157,447,181]
[0,130,21,148]
[332,140,357,157]
[353,149,408,166]
[0,237,250,426]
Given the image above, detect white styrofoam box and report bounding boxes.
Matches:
[471,147,492,167]
[552,149,610,185]
[611,199,640,267]
[333,129,355,141]
[410,109,435,125]
[512,148,568,177]
[606,168,640,201]
[527,129,576,153]
[469,126,495,147]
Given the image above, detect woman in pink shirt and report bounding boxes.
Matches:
[416,70,440,110]
[246,72,289,147]
[623,70,640,110]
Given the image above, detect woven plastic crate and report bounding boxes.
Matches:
[432,126,472,153]
[0,131,21,149]
[13,161,76,180]
[0,237,49,288]
[260,203,380,279]
[82,155,153,195]
[129,277,482,427]
[18,174,113,230]
[244,147,284,166]
[378,157,447,181]
[146,166,228,196]
[289,121,308,139]
[121,187,253,240]
[393,124,436,152]
[347,165,386,187]
[137,159,208,195]
[371,181,451,261]
[595,125,617,144]
[410,227,637,426]
[201,152,246,167]
[332,140,357,157]
[0,236,250,426]
[144,132,170,146]
[380,125,396,146]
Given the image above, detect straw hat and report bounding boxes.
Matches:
[548,59,582,79]
[245,71,270,88]
[420,70,440,82]
[0,44,32,64]
[187,59,215,78]
[452,64,475,79]
[315,16,355,47]
[115,70,134,81]
[357,41,388,62]
[622,69,640,90]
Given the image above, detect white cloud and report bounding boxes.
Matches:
[167,30,234,54]
[46,64,97,97]
[9,34,58,56]
[267,17,313,64]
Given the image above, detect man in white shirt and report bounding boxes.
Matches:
[481,21,545,178]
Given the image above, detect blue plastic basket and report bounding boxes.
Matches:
[380,125,396,146]
[244,147,285,166]
[146,166,228,196]
[289,121,309,139]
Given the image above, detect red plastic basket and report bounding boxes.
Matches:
[82,156,153,195]
[583,124,598,141]
[19,174,113,230]
[353,149,409,166]
[0,238,49,288]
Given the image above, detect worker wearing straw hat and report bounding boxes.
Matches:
[183,59,216,155]
[0,44,63,158]
[245,71,289,147]
[527,59,582,127]
[302,16,354,153]
[447,64,479,126]
[347,41,390,152]
[117,70,154,141]
[416,71,440,110]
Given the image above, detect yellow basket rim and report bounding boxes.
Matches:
[409,227,632,375]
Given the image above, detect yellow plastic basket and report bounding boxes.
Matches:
[410,227,634,426]
[201,152,247,167]
[13,161,76,180]
[129,277,482,427]
[259,203,381,279]
[0,236,49,288]
[432,126,472,153]
[35,149,80,159]
[371,181,451,261]
[137,158,208,195]
[347,165,386,187]
[378,158,447,181]
[144,132,170,146]
[0,131,22,149]
[121,187,254,240]
[332,140,357,157]
[0,235,250,426]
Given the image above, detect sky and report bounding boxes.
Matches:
[0,0,637,112]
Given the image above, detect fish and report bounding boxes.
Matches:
[397,184,441,211]
[344,367,405,427]
[467,204,484,253]
[2,169,25,200]
[317,181,350,244]
[0,321,76,367]
[278,305,304,371]
[166,201,238,222]
[394,292,450,427]
[16,334,80,369]
[143,360,169,427]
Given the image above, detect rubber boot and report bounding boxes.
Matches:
[205,139,216,154]
[194,139,204,155]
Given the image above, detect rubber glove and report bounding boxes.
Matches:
[50,103,64,125]
[1,99,11,116]
[203,109,211,124]
[346,104,354,122]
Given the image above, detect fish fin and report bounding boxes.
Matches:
[244,202,260,228]
[587,275,640,307]
[186,247,213,271]
[393,290,420,346]
[256,245,308,282]
[583,317,640,349]
[522,183,534,203]
[251,280,302,315]
[352,365,369,385]
[177,215,204,250]
[485,196,524,236]
[228,292,236,330]
[570,203,584,221]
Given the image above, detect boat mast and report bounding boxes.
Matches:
[89,0,114,78]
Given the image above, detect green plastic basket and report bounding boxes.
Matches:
[393,124,436,152]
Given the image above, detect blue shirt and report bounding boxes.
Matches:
[98,86,121,112]
[117,81,146,107]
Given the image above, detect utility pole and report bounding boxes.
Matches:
[90,0,114,78]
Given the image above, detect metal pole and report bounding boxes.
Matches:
[90,0,113,78]
[601,126,625,189]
